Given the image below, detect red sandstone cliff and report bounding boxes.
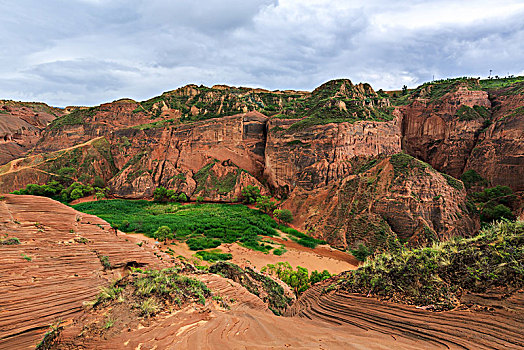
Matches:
[0,100,63,164]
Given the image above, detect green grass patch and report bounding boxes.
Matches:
[73,200,278,252]
[195,249,233,262]
[279,225,325,249]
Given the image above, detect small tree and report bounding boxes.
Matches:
[153,187,168,202]
[70,188,83,201]
[256,196,276,214]
[178,193,188,202]
[154,226,173,242]
[273,209,293,224]
[241,185,261,204]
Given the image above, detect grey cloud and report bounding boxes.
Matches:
[0,0,523,106]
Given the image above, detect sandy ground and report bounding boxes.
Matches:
[125,231,358,275]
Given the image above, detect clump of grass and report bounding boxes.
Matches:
[21,253,32,261]
[140,297,159,317]
[279,225,325,249]
[36,320,63,350]
[99,255,111,269]
[104,317,115,329]
[195,249,233,262]
[334,220,524,310]
[95,284,123,305]
[0,237,20,245]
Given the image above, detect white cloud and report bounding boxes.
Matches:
[0,0,523,106]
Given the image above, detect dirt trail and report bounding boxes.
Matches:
[1,136,103,176]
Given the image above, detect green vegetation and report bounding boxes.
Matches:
[95,284,123,305]
[456,105,490,121]
[194,160,241,196]
[442,173,464,191]
[479,76,524,90]
[153,225,174,242]
[93,268,211,318]
[469,185,516,224]
[11,180,107,203]
[195,249,233,262]
[241,185,261,204]
[279,225,326,249]
[73,200,279,253]
[99,255,111,269]
[460,169,488,189]
[133,268,211,307]
[262,262,331,296]
[273,209,293,224]
[350,243,371,261]
[256,196,277,214]
[389,153,431,177]
[36,320,63,350]
[21,253,32,261]
[272,247,287,256]
[47,107,95,130]
[209,262,294,315]
[153,186,188,203]
[334,220,524,310]
[408,77,482,103]
[0,237,20,245]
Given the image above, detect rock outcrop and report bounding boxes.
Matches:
[0,100,62,164]
[464,82,524,190]
[0,195,166,349]
[401,81,491,178]
[1,77,523,252]
[283,154,477,250]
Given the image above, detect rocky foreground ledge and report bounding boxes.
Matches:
[1,195,523,349]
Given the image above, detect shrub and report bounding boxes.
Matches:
[241,185,261,203]
[195,250,232,262]
[153,186,168,202]
[153,226,174,242]
[186,237,222,251]
[272,247,287,256]
[99,255,111,269]
[351,243,371,261]
[256,196,277,214]
[274,209,293,224]
[70,188,83,200]
[0,237,20,245]
[262,262,330,296]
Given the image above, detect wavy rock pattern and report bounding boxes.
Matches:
[0,195,166,349]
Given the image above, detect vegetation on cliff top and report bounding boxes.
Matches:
[331,220,524,310]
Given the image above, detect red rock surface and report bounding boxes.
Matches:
[0,100,62,164]
[283,155,477,249]
[0,195,168,349]
[464,85,524,190]
[286,281,524,349]
[401,83,491,178]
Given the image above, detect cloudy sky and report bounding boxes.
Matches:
[1,0,523,107]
